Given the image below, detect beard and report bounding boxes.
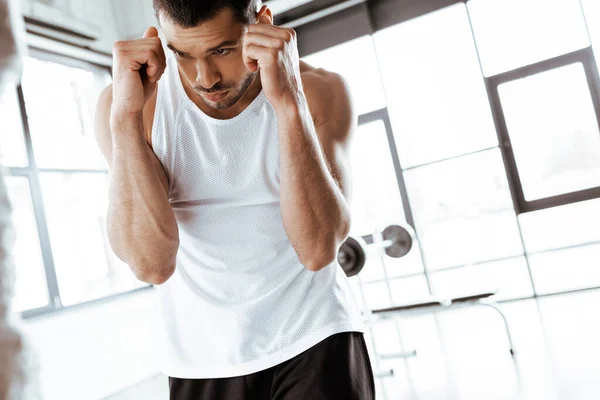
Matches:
[194,70,258,110]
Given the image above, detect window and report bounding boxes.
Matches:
[2,51,148,315]
[349,120,406,236]
[468,0,590,76]
[529,243,600,295]
[430,257,534,301]
[404,149,524,271]
[519,198,600,294]
[4,176,49,312]
[373,4,498,169]
[497,63,600,201]
[349,117,426,281]
[21,55,110,170]
[519,198,600,254]
[39,173,146,306]
[302,36,387,116]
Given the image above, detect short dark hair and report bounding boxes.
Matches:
[153,0,260,28]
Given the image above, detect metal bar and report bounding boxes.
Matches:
[4,167,30,176]
[367,239,395,251]
[17,85,62,311]
[500,285,600,303]
[28,46,112,75]
[266,0,316,15]
[380,110,415,227]
[402,145,499,172]
[24,16,97,41]
[37,168,109,174]
[477,301,516,355]
[26,34,113,68]
[21,285,153,320]
[282,0,368,29]
[378,350,417,360]
[487,47,593,86]
[521,186,600,213]
[373,369,395,378]
[357,107,388,125]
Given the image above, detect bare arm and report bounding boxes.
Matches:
[276,72,353,272]
[95,84,179,285]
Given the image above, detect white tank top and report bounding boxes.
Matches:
[150,54,365,379]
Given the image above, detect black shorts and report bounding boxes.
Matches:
[168,331,376,400]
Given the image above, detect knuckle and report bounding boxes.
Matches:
[112,41,125,53]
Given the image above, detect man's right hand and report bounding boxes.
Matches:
[111,26,166,118]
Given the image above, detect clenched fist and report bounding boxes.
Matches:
[242,19,302,110]
[111,26,166,116]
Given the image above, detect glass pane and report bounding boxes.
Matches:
[405,149,524,270]
[0,86,28,167]
[302,36,386,115]
[530,243,600,294]
[39,172,146,306]
[519,198,600,254]
[468,0,590,76]
[373,4,498,168]
[371,320,403,354]
[21,56,111,170]
[498,63,600,201]
[4,176,49,311]
[430,257,534,301]
[349,120,406,237]
[389,275,430,304]
[362,281,392,310]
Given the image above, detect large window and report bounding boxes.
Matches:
[1,51,147,316]
[302,0,600,311]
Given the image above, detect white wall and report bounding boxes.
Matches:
[22,289,163,400]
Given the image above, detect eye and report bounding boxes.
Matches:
[213,48,231,56]
[173,50,187,59]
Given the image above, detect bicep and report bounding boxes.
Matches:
[93,84,170,195]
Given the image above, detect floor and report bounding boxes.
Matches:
[103,288,600,400]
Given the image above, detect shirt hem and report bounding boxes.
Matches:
[160,319,367,379]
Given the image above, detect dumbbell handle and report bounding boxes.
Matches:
[366,239,395,252]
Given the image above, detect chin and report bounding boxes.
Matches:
[203,95,239,110]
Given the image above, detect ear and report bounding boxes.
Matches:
[255,5,273,25]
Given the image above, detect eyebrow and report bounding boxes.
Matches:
[167,40,240,57]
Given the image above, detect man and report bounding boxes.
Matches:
[94,0,375,398]
[0,0,41,399]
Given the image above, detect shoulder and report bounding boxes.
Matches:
[299,61,355,135]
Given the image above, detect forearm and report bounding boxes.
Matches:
[277,96,350,270]
[108,113,179,284]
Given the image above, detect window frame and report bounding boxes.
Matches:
[2,48,152,320]
[485,46,600,214]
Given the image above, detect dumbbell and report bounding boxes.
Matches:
[338,224,414,277]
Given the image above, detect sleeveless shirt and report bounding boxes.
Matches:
[150,54,365,379]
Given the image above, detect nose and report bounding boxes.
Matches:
[195,59,220,90]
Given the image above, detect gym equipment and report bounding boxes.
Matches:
[338,224,414,277]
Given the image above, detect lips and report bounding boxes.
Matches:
[204,90,228,102]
